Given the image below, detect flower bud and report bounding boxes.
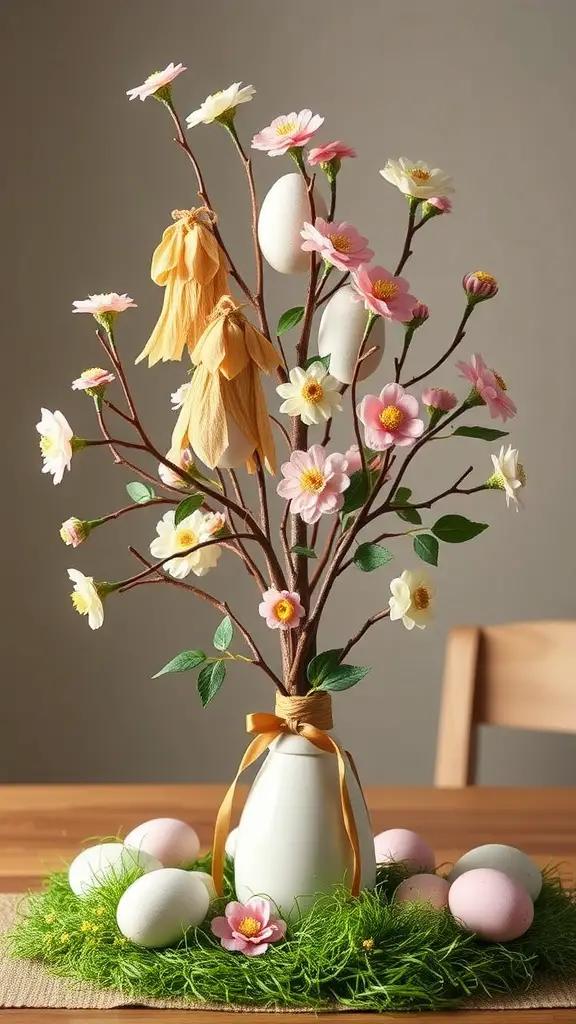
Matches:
[158,448,195,489]
[424,196,452,216]
[71,367,116,397]
[422,387,458,413]
[409,301,430,328]
[60,517,89,547]
[463,271,499,303]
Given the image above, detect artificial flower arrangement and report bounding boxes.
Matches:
[23,61,568,1015]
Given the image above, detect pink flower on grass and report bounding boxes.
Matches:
[72,293,137,315]
[456,353,517,422]
[351,265,417,322]
[126,62,186,101]
[211,898,286,957]
[344,445,383,475]
[252,109,324,156]
[428,196,452,213]
[422,387,458,412]
[357,383,424,451]
[277,445,350,524]
[259,589,305,630]
[308,141,357,165]
[72,368,115,392]
[301,218,373,273]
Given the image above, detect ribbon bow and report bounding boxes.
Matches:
[211,710,362,898]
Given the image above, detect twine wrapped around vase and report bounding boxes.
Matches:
[211,692,361,898]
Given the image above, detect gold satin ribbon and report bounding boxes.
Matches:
[211,711,362,898]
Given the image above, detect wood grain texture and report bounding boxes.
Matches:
[2,785,576,1020]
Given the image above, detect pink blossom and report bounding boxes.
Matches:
[277,444,350,525]
[456,353,517,422]
[357,383,425,451]
[462,271,498,301]
[422,387,458,412]
[300,218,373,272]
[126,62,186,102]
[308,141,357,165]
[344,445,383,475]
[211,897,286,957]
[351,265,417,322]
[410,301,430,325]
[251,109,324,156]
[428,197,452,213]
[71,368,115,392]
[258,588,305,630]
[72,293,137,315]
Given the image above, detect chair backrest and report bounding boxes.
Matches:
[434,621,576,786]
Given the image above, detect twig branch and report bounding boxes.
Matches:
[402,304,473,389]
[339,610,390,663]
[394,199,420,277]
[315,271,349,309]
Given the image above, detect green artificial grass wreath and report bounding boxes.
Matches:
[9,854,576,1013]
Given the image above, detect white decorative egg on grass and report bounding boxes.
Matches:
[449,844,542,901]
[124,818,200,869]
[258,173,327,274]
[116,868,210,948]
[395,873,450,909]
[374,829,435,874]
[192,870,217,901]
[225,827,238,860]
[318,284,385,384]
[448,867,534,942]
[68,843,162,897]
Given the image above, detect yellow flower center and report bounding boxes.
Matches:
[329,232,353,253]
[177,529,198,549]
[82,367,102,379]
[237,916,262,938]
[39,436,55,456]
[372,279,399,301]
[491,369,507,391]
[379,405,404,431]
[275,599,295,623]
[473,271,497,285]
[413,585,431,611]
[300,468,326,493]
[60,933,70,944]
[409,167,431,183]
[71,592,89,616]
[276,121,296,136]
[517,463,527,486]
[301,380,324,403]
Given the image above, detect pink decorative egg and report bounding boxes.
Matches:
[374,829,435,873]
[448,867,534,942]
[395,873,450,909]
[124,818,200,868]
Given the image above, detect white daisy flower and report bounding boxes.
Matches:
[276,362,342,426]
[150,509,222,579]
[380,158,454,200]
[389,569,436,630]
[488,445,525,508]
[37,408,74,485]
[68,569,105,630]
[186,83,255,128]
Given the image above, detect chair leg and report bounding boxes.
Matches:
[434,626,480,787]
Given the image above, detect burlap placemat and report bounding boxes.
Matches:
[2,893,576,1012]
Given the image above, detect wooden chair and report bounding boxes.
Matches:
[434,621,576,786]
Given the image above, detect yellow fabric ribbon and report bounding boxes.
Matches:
[211,700,362,899]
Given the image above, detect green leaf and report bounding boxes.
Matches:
[318,664,370,692]
[126,481,156,504]
[197,661,226,707]
[432,514,489,543]
[413,534,439,566]
[304,354,331,371]
[391,486,422,525]
[290,545,317,559]
[153,650,206,678]
[277,306,304,336]
[307,648,343,687]
[213,615,234,651]
[341,469,372,516]
[354,543,394,572]
[174,493,205,526]
[453,426,510,441]
[393,486,412,503]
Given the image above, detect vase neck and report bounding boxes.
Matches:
[274,692,333,731]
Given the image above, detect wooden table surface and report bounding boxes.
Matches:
[2,784,576,1023]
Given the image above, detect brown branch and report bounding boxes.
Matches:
[310,517,341,592]
[216,470,267,592]
[96,497,176,525]
[270,415,292,451]
[315,271,349,309]
[339,610,390,663]
[402,304,473,389]
[394,198,420,277]
[227,125,271,344]
[350,314,379,480]
[255,455,271,542]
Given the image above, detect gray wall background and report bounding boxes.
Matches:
[2,0,576,785]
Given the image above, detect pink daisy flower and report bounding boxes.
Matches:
[462,270,498,301]
[258,588,305,630]
[344,445,383,475]
[72,293,137,315]
[301,218,373,273]
[456,353,517,421]
[357,383,425,451]
[421,387,458,412]
[308,141,357,165]
[351,265,417,322]
[251,109,324,156]
[126,62,186,102]
[277,445,350,525]
[211,897,286,957]
[71,368,115,392]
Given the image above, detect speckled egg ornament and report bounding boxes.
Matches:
[449,844,543,901]
[395,873,450,909]
[448,867,534,942]
[124,818,200,868]
[116,867,210,948]
[374,829,435,873]
[68,843,162,897]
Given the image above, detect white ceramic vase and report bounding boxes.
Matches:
[233,730,377,917]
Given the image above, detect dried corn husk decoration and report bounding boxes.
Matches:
[136,208,228,366]
[170,296,280,473]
